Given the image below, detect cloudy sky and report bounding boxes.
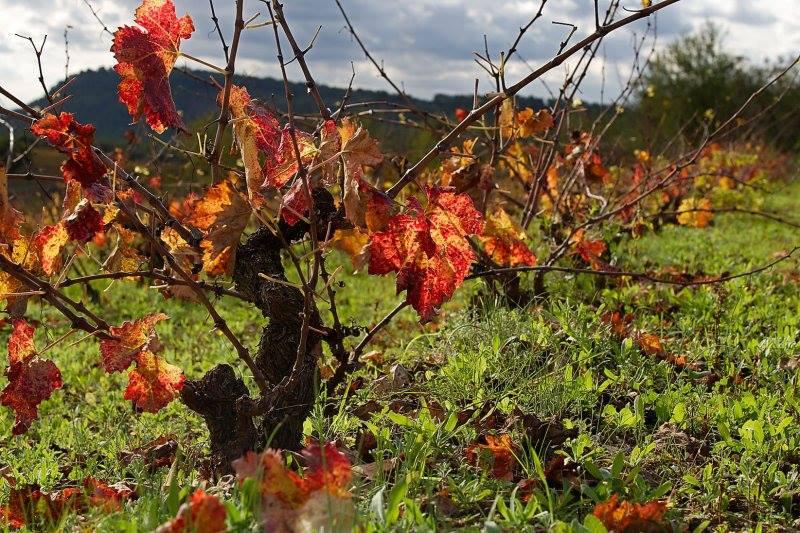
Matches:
[0,0,797,106]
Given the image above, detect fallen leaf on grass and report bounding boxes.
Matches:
[465,434,516,481]
[592,494,669,533]
[118,435,178,471]
[232,441,354,533]
[352,457,398,480]
[372,363,412,395]
[157,489,226,533]
[0,477,134,528]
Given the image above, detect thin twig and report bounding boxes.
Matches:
[469,246,800,287]
[386,0,682,198]
[209,0,245,181]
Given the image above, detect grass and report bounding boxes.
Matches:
[2,179,800,531]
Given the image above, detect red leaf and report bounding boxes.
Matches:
[0,487,25,529]
[225,85,281,206]
[263,127,317,190]
[100,313,168,373]
[571,229,608,270]
[83,477,135,511]
[63,200,104,243]
[592,494,668,532]
[0,478,133,528]
[30,113,110,200]
[157,489,226,533]
[362,181,395,233]
[124,351,184,412]
[301,441,352,497]
[112,0,195,133]
[1,320,62,435]
[368,187,483,320]
[279,179,310,227]
[30,112,94,153]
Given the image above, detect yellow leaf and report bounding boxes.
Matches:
[338,118,384,228]
[676,197,713,228]
[330,228,369,269]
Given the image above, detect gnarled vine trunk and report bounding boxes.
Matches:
[181,189,338,474]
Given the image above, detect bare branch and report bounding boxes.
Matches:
[386,0,682,198]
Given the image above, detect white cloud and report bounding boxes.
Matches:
[0,0,796,107]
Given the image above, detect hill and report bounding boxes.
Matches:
[21,68,547,143]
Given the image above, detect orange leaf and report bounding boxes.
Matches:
[100,313,168,373]
[0,238,37,309]
[0,477,133,528]
[112,0,194,133]
[301,441,353,497]
[634,331,700,371]
[516,107,554,138]
[330,228,369,268]
[123,351,184,413]
[233,449,307,509]
[368,187,483,321]
[571,229,608,270]
[157,489,226,533]
[440,138,478,189]
[499,99,516,138]
[159,226,199,275]
[186,180,251,276]
[465,434,516,481]
[635,332,665,357]
[30,112,94,153]
[601,311,632,337]
[33,223,69,277]
[592,494,668,533]
[7,319,35,365]
[479,206,537,267]
[584,151,610,182]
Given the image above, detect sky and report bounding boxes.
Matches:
[0,0,797,107]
